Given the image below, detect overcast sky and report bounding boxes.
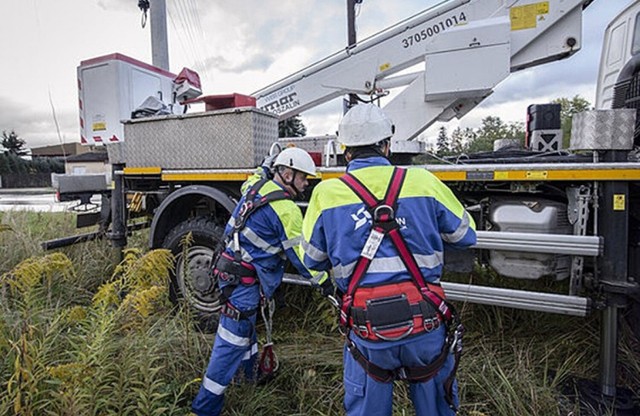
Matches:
[0,0,633,149]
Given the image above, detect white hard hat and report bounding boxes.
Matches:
[273,147,317,176]
[338,103,394,147]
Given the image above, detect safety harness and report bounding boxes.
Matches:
[213,178,290,317]
[338,167,463,396]
[212,179,290,380]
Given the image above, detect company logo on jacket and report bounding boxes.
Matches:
[351,207,407,231]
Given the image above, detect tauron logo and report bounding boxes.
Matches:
[351,207,408,231]
[351,207,372,231]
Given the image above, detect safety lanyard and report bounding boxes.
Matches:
[339,167,452,323]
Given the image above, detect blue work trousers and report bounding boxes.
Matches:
[192,314,258,416]
[343,326,458,416]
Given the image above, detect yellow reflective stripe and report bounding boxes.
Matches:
[123,166,161,175]
[162,172,250,181]
[431,168,640,182]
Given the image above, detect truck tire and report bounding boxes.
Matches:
[162,216,225,316]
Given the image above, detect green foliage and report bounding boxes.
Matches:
[0,212,638,415]
[420,96,591,157]
[551,95,592,148]
[2,130,27,156]
[436,126,449,156]
[450,127,474,155]
[279,115,307,138]
[466,115,525,153]
[0,153,64,175]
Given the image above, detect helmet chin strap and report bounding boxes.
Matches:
[276,169,304,200]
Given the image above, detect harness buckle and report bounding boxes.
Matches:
[221,303,242,321]
[423,317,440,332]
[395,367,408,380]
[373,204,395,222]
[449,324,464,354]
[353,325,369,339]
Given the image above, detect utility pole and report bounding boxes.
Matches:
[345,0,362,111]
[149,0,169,71]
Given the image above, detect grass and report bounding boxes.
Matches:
[0,210,639,415]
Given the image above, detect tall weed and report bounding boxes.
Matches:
[0,212,638,415]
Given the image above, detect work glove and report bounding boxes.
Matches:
[260,153,277,179]
[316,273,335,297]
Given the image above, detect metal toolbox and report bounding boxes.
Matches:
[570,109,636,150]
[120,107,278,168]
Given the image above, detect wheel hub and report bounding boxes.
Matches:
[176,245,221,312]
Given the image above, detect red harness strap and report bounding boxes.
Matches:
[338,167,463,394]
[338,168,454,329]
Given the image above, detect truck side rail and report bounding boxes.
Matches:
[283,230,603,317]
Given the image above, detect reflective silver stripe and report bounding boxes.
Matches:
[228,217,235,228]
[224,242,253,262]
[282,236,302,251]
[241,227,281,254]
[242,343,259,360]
[203,376,226,395]
[332,252,443,280]
[217,325,251,347]
[441,211,471,244]
[302,239,328,263]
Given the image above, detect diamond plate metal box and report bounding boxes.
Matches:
[121,107,278,168]
[570,109,636,150]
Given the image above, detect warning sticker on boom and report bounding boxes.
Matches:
[510,1,549,31]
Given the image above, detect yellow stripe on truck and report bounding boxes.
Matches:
[123,167,162,175]
[161,172,251,181]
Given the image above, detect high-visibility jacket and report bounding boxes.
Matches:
[302,157,476,344]
[221,172,324,311]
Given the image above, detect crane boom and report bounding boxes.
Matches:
[253,0,591,142]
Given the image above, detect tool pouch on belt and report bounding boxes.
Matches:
[213,252,258,286]
[349,281,440,342]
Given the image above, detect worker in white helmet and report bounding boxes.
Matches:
[192,147,330,416]
[302,103,476,415]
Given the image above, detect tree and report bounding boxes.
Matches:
[450,127,475,154]
[466,116,525,153]
[436,126,449,156]
[278,115,307,138]
[1,130,28,156]
[551,95,592,148]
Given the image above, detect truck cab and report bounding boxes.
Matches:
[596,2,640,110]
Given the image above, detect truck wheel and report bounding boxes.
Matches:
[163,217,225,315]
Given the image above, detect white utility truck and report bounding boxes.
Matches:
[49,0,640,407]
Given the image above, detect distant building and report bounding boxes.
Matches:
[31,143,89,158]
[65,151,110,176]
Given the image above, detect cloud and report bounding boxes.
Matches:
[96,0,134,12]
[1,0,630,151]
[203,53,274,73]
[0,96,78,149]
